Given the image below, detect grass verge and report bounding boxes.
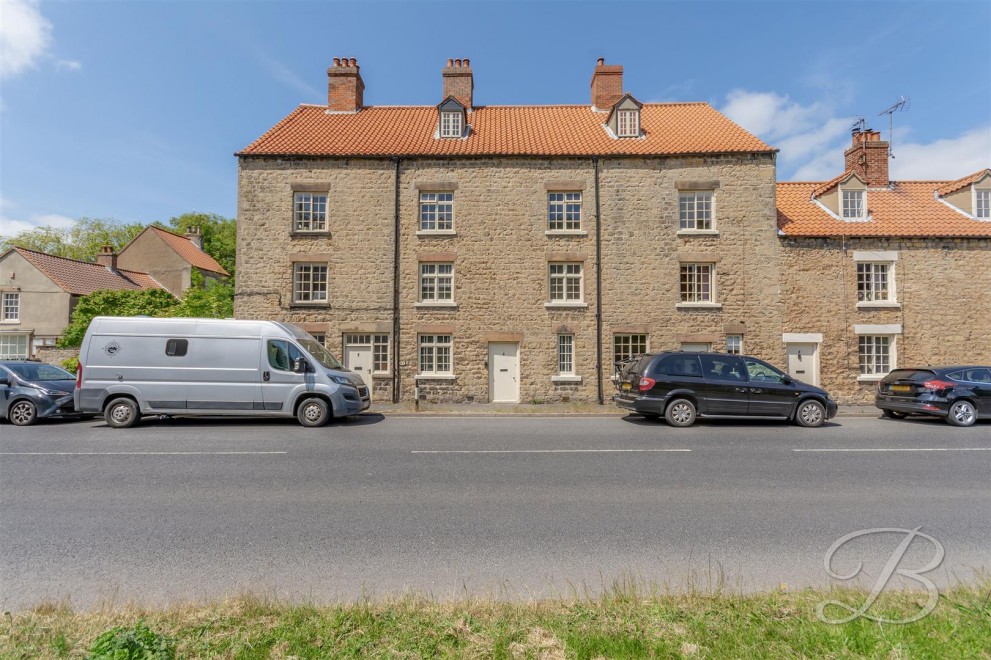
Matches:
[2,584,989,659]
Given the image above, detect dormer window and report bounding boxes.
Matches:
[975,188,990,219]
[440,111,462,138]
[617,109,639,137]
[842,189,865,219]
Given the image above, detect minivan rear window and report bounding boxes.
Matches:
[165,339,188,357]
[654,355,703,377]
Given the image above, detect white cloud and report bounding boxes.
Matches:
[0,200,75,236]
[55,59,81,72]
[0,0,52,78]
[720,88,990,182]
[889,126,991,181]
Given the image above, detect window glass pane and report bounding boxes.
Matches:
[557,334,574,374]
[1,293,19,321]
[975,190,990,218]
[680,264,713,302]
[726,335,742,355]
[858,336,890,375]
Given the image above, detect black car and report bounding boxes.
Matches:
[875,366,991,427]
[0,361,79,426]
[613,351,837,427]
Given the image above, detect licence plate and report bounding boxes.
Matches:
[621,382,632,391]
[890,385,911,393]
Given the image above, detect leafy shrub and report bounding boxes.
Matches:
[88,620,175,660]
[61,356,80,374]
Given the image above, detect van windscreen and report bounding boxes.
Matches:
[298,338,344,370]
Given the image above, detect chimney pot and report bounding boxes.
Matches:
[349,58,356,67]
[463,58,469,67]
[447,58,453,66]
[333,57,340,66]
[597,57,604,65]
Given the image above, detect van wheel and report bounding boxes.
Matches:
[297,398,330,427]
[881,409,907,419]
[105,398,139,429]
[9,400,38,426]
[796,399,826,428]
[665,399,696,427]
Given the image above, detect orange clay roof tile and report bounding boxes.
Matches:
[147,226,229,275]
[777,181,991,237]
[12,247,163,295]
[810,170,859,198]
[935,168,991,196]
[238,103,775,157]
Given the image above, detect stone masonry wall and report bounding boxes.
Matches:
[235,154,779,404]
[781,237,991,403]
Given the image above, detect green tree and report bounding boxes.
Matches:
[160,212,237,277]
[0,218,145,262]
[58,289,178,347]
[171,273,234,318]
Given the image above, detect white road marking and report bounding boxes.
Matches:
[793,448,991,453]
[412,449,691,454]
[0,451,288,456]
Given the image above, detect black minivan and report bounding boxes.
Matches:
[613,352,837,427]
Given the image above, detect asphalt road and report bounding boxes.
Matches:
[1,413,989,609]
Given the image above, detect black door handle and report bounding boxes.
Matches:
[263,371,270,381]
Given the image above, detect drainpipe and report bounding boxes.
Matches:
[392,157,401,404]
[593,156,604,405]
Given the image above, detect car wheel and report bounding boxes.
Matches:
[665,399,696,427]
[796,399,826,428]
[946,400,977,427]
[8,400,38,426]
[105,398,140,429]
[297,397,330,428]
[881,409,908,419]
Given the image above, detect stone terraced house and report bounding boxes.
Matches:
[236,57,989,405]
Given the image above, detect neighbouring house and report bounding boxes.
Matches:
[117,226,229,297]
[777,130,991,403]
[0,247,161,359]
[234,56,989,405]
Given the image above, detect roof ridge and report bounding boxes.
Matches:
[298,101,711,110]
[15,246,108,268]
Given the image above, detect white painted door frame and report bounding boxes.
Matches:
[488,342,520,403]
[786,342,820,386]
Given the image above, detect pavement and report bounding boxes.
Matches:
[2,414,987,610]
[371,401,880,416]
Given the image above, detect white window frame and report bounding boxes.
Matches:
[419,192,455,232]
[617,109,640,137]
[344,333,391,374]
[292,263,328,304]
[0,333,29,359]
[613,334,648,364]
[841,189,866,220]
[293,192,328,232]
[856,262,893,303]
[418,263,454,303]
[440,111,462,138]
[857,335,894,379]
[975,188,991,220]
[418,334,453,376]
[1,292,19,322]
[726,335,743,355]
[679,191,714,231]
[557,334,575,376]
[547,192,582,231]
[547,263,584,304]
[679,263,715,304]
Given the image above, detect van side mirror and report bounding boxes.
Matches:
[292,358,309,373]
[0,376,9,386]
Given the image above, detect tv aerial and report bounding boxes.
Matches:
[878,96,910,157]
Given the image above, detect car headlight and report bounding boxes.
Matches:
[36,387,70,396]
[330,375,354,386]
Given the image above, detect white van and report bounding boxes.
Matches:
[74,317,370,428]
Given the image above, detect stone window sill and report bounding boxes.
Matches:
[544,302,588,309]
[416,230,457,237]
[415,374,456,381]
[371,373,393,379]
[676,302,722,310]
[677,229,719,237]
[857,374,885,382]
[290,230,331,238]
[0,320,21,324]
[289,303,330,309]
[551,375,582,383]
[545,230,588,237]
[415,302,458,309]
[857,301,901,309]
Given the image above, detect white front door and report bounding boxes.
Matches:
[488,342,519,403]
[786,343,819,386]
[345,344,374,388]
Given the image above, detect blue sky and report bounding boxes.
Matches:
[1,0,989,235]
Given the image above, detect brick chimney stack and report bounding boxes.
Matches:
[590,57,623,110]
[96,245,118,273]
[327,57,364,112]
[844,128,890,187]
[184,226,203,250]
[442,58,473,109]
